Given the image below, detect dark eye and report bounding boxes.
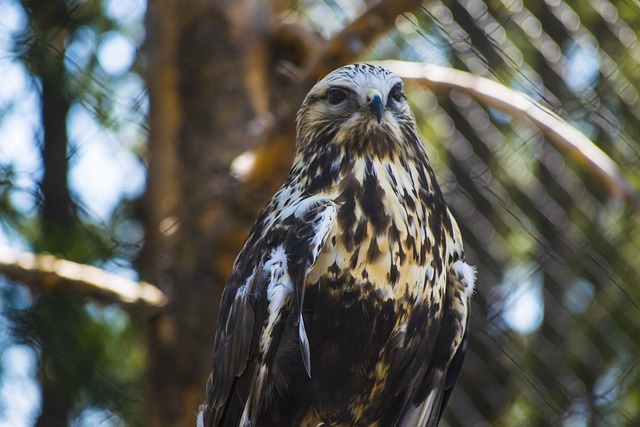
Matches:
[389,84,405,103]
[327,89,347,105]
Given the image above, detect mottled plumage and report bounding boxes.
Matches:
[198,64,475,427]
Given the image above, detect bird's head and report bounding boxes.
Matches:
[295,64,421,158]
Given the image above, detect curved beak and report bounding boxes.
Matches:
[367,89,384,124]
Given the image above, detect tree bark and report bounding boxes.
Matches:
[141,0,272,424]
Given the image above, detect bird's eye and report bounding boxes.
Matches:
[327,89,347,105]
[389,84,405,103]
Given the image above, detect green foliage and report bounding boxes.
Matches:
[7,295,144,423]
[0,0,146,424]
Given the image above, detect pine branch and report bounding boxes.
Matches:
[376,60,640,213]
[0,246,169,318]
[302,0,425,83]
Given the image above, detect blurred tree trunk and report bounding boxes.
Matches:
[141,0,274,424]
[39,48,73,241]
[22,1,76,426]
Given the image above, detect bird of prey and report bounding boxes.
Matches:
[198,63,475,427]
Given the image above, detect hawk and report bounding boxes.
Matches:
[198,63,475,427]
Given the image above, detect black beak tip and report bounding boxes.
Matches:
[368,95,383,124]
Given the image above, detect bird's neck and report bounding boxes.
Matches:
[291,136,436,199]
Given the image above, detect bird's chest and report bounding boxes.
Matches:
[306,157,444,303]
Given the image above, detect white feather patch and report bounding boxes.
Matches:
[196,408,204,427]
[299,314,311,377]
[310,204,336,259]
[236,268,255,299]
[279,195,327,219]
[239,409,252,427]
[426,265,435,282]
[261,245,294,355]
[452,259,476,298]
[264,245,293,302]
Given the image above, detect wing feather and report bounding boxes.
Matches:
[201,197,336,426]
[398,207,475,427]
[207,266,263,412]
[284,199,336,377]
[399,256,475,427]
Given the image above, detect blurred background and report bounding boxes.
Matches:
[0,0,639,425]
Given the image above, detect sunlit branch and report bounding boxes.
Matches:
[0,246,169,317]
[303,0,425,83]
[376,60,640,213]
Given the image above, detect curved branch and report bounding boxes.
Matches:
[376,60,640,213]
[0,246,169,318]
[302,0,425,83]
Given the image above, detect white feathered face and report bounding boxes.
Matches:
[295,64,420,158]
